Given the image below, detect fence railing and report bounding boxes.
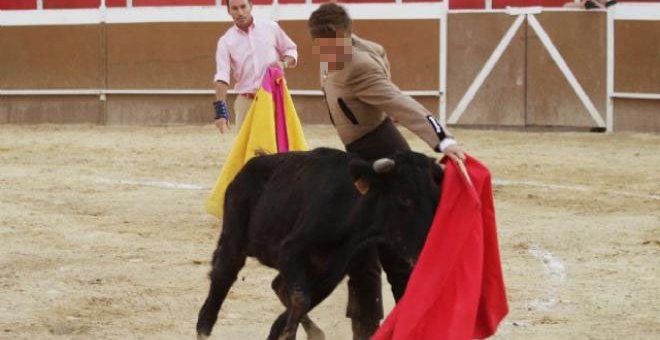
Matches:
[2,2,659,131]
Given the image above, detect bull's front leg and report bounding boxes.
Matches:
[346,246,383,340]
[272,275,325,340]
[278,288,310,340]
[270,244,314,340]
[266,289,309,340]
[279,261,357,340]
[278,270,311,339]
[300,316,326,340]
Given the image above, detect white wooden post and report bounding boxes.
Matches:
[439,2,448,124]
[606,8,614,132]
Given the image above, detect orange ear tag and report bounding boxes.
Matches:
[353,179,370,195]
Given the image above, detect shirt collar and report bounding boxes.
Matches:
[233,18,256,34]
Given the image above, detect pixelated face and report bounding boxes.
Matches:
[228,0,252,28]
[312,36,353,70]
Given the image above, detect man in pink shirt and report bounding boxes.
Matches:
[213,0,298,134]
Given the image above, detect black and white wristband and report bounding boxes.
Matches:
[426,115,456,152]
[439,137,457,152]
[213,100,229,120]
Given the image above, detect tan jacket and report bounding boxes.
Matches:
[321,35,449,150]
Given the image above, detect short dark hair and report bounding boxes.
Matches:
[308,3,352,39]
[226,0,252,9]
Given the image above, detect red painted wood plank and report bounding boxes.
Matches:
[0,0,37,9]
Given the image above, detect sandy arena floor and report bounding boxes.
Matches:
[0,124,658,340]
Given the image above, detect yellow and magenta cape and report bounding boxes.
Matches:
[206,67,308,218]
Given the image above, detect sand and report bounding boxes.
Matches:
[0,124,658,339]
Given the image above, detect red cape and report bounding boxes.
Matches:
[372,155,508,340]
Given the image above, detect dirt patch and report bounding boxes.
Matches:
[0,124,658,339]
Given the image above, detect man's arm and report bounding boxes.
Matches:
[214,38,231,134]
[274,22,298,68]
[348,57,464,162]
[215,81,228,102]
[348,59,451,149]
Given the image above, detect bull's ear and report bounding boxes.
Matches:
[349,158,375,195]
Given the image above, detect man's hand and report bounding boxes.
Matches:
[270,60,286,69]
[215,117,230,134]
[271,56,296,70]
[436,144,471,184]
[281,56,296,68]
[443,144,465,163]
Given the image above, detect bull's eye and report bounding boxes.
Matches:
[398,195,414,207]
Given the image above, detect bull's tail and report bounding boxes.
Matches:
[254,148,271,157]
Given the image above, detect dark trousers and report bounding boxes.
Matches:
[345,245,412,315]
[345,118,413,338]
[345,118,411,161]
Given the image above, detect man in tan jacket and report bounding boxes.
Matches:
[308,3,465,339]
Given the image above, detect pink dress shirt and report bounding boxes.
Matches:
[214,18,298,95]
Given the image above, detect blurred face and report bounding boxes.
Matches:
[312,36,353,71]
[228,0,253,29]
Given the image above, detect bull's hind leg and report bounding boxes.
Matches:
[196,232,247,338]
[271,275,326,340]
[267,311,289,340]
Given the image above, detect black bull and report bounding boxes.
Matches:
[197,147,443,340]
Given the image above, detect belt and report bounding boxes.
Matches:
[240,93,255,99]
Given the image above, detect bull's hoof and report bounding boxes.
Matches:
[301,315,325,340]
[277,329,300,340]
[197,333,210,340]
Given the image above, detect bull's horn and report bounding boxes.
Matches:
[373,158,395,173]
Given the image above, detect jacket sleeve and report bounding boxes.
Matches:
[347,57,451,151]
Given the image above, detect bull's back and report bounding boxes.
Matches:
[226,148,358,266]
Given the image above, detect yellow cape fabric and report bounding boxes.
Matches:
[205,84,307,218]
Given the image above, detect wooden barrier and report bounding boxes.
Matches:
[447,12,525,127]
[526,11,606,128]
[610,5,660,132]
[0,3,658,132]
[0,5,442,125]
